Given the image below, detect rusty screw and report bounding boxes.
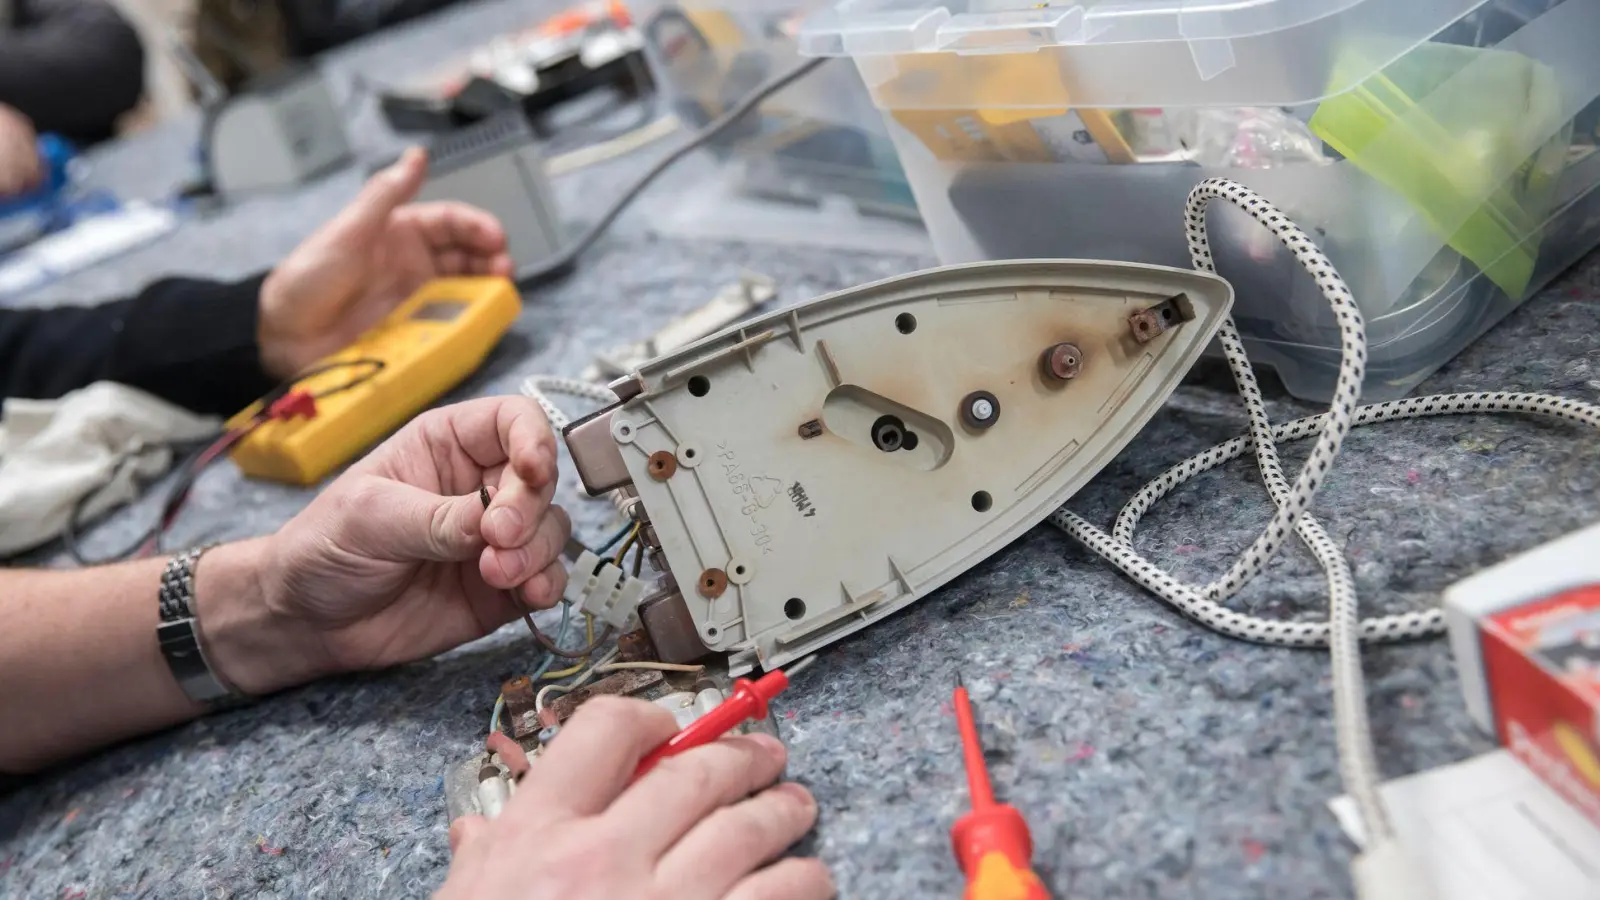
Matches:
[697,567,728,599]
[1043,342,1083,381]
[647,450,678,481]
[798,419,824,440]
[1129,309,1163,344]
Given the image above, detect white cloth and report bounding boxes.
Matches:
[0,382,219,556]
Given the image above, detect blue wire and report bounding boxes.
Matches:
[529,601,574,682]
[594,522,633,554]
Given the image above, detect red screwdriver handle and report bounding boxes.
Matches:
[951,679,1052,900]
[633,669,790,779]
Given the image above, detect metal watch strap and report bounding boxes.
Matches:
[156,544,240,707]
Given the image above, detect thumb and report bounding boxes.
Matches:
[344,146,428,231]
[352,478,487,562]
[448,815,489,856]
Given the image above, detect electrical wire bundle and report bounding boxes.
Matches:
[488,519,685,736]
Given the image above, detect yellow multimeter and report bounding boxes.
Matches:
[229,276,522,485]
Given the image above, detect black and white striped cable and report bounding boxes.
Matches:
[1050,177,1600,867]
[522,374,638,516]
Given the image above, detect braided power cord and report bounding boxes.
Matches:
[1053,177,1600,893]
[521,375,636,517]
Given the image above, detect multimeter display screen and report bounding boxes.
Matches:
[412,300,468,322]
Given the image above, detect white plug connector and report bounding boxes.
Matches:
[1350,841,1436,900]
[564,550,647,632]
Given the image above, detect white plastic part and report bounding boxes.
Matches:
[1350,841,1438,900]
[563,551,648,632]
[585,275,779,383]
[475,775,511,820]
[652,687,728,729]
[609,259,1232,672]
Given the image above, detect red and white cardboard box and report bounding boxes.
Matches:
[1445,523,1600,829]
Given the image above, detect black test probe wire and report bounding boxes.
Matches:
[63,359,388,566]
[516,56,830,289]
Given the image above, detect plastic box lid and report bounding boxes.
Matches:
[796,0,1493,108]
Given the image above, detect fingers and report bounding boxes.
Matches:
[725,859,836,900]
[344,146,428,232]
[482,472,553,550]
[605,733,788,857]
[398,397,554,497]
[0,105,39,197]
[344,477,486,562]
[656,782,821,900]
[518,555,569,611]
[434,396,556,490]
[399,201,508,259]
[448,815,489,856]
[0,153,38,196]
[481,499,569,590]
[510,696,680,823]
[395,201,515,280]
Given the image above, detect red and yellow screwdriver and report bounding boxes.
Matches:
[950,674,1051,900]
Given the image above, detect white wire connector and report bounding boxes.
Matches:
[564,550,647,632]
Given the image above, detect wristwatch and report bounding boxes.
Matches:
[156,544,243,707]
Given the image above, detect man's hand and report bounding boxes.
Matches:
[0,104,41,198]
[440,698,834,900]
[256,146,515,380]
[196,396,568,695]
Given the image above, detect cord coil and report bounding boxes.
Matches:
[1053,177,1600,878]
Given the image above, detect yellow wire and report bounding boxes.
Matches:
[537,529,636,684]
[613,525,641,567]
[542,660,587,680]
[540,613,599,680]
[598,662,705,673]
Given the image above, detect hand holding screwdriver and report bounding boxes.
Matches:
[951,675,1051,900]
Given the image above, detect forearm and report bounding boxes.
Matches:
[0,538,324,774]
[0,274,278,416]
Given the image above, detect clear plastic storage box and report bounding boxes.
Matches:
[797,0,1600,401]
[626,0,932,255]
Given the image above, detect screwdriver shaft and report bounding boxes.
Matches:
[954,684,995,809]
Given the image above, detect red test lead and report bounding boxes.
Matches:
[632,656,816,780]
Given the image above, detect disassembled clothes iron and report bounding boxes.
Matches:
[562,259,1232,674]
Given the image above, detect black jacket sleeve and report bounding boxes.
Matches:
[0,0,147,144]
[0,274,279,417]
